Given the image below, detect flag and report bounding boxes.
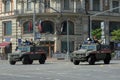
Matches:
[38,20,42,33]
[28,21,32,32]
[19,20,22,27]
[61,24,63,32]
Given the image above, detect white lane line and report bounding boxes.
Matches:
[0,73,32,78]
[45,77,52,80]
[54,79,61,80]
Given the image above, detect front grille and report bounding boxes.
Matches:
[76,54,85,57]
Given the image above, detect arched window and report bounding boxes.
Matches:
[41,21,54,34]
[23,21,33,34]
[61,21,74,35]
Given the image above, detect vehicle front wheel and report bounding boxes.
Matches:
[73,59,80,65]
[88,55,95,65]
[70,58,73,62]
[39,55,46,64]
[104,54,111,64]
[9,61,16,65]
[22,56,30,64]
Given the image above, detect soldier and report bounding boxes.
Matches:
[93,36,101,44]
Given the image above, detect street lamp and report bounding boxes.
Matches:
[32,0,37,41]
[66,20,70,60]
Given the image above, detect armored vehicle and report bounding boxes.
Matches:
[70,43,112,65]
[8,45,47,65]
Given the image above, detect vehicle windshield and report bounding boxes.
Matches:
[81,45,96,50]
[18,46,30,52]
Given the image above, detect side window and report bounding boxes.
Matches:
[3,21,12,36]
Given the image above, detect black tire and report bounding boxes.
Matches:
[104,54,111,64]
[39,59,45,64]
[39,55,46,64]
[88,55,95,65]
[73,59,80,65]
[29,60,33,64]
[70,58,73,62]
[22,56,30,64]
[10,61,16,65]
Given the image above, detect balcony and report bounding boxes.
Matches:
[0,7,86,18]
[88,10,120,17]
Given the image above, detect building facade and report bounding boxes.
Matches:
[0,0,120,58]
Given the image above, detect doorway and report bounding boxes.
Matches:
[40,41,54,57]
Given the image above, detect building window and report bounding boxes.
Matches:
[92,20,101,30]
[41,21,54,34]
[61,21,74,35]
[27,0,32,10]
[112,1,119,13]
[23,21,33,34]
[109,22,120,35]
[93,0,100,11]
[64,0,70,10]
[3,21,12,36]
[4,0,10,12]
[45,0,50,8]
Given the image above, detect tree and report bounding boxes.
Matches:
[92,28,101,39]
[111,29,120,41]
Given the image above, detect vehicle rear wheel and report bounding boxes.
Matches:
[39,55,46,64]
[39,59,45,64]
[104,54,111,64]
[9,61,16,65]
[88,55,95,65]
[29,60,33,64]
[73,59,80,65]
[22,56,30,64]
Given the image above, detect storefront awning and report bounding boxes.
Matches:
[0,42,10,48]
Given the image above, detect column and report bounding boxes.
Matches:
[74,0,76,12]
[119,0,120,13]
[100,0,103,11]
[81,0,84,9]
[57,0,60,12]
[90,0,93,10]
[104,20,110,44]
[110,0,112,12]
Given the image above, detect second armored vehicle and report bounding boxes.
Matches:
[70,43,112,65]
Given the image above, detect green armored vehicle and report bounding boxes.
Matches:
[70,43,112,65]
[8,45,47,65]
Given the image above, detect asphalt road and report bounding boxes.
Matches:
[0,59,120,80]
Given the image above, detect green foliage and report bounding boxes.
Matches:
[111,29,120,41]
[92,28,102,39]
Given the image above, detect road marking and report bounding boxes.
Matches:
[0,73,32,78]
[54,79,61,80]
[45,77,52,80]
